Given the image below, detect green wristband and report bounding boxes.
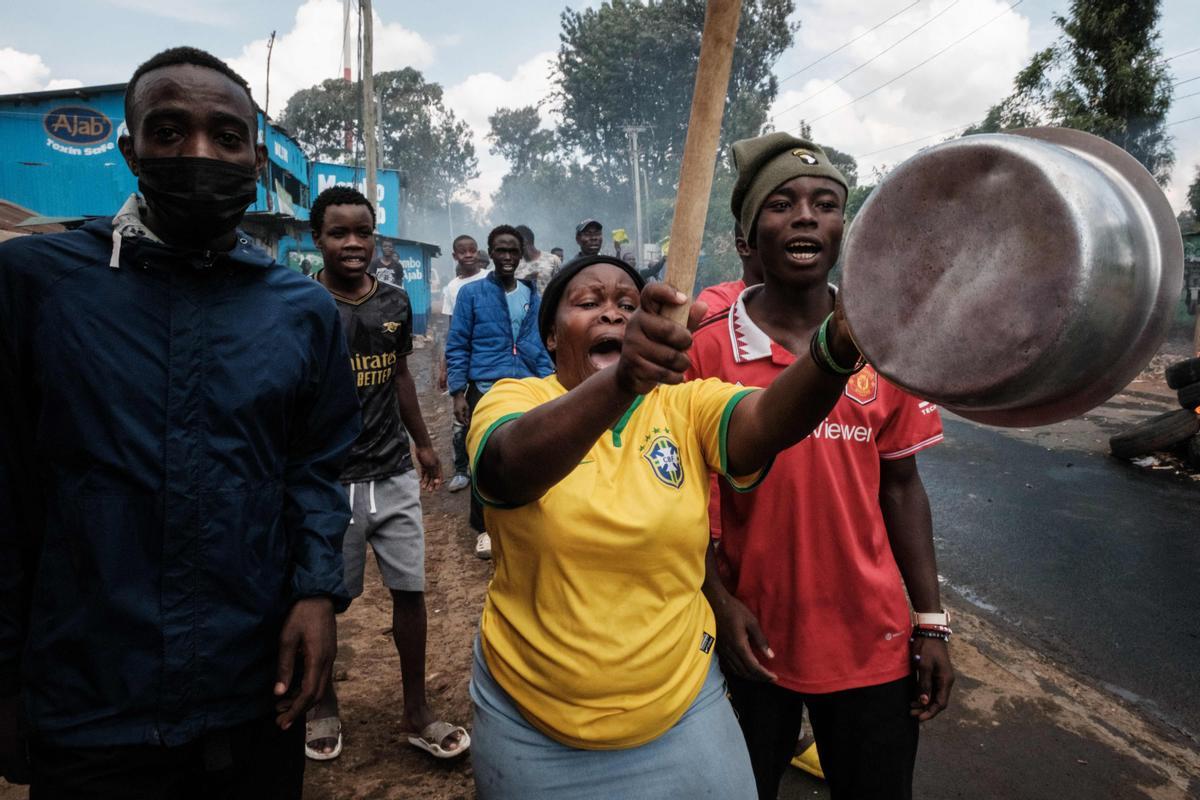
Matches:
[815,313,865,375]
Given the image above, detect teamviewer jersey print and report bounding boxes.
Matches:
[327,277,415,481]
[687,285,944,695]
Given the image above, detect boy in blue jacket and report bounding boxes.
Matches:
[445,225,553,558]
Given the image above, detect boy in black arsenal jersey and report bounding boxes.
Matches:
[306,187,470,762]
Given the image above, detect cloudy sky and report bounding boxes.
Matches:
[3,0,1199,212]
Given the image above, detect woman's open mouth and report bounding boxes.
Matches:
[341,253,368,269]
[588,336,623,370]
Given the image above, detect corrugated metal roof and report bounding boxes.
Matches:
[0,199,67,234]
[0,84,127,104]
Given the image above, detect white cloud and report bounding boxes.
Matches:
[770,0,1033,177]
[225,0,435,116]
[443,51,558,210]
[0,47,81,93]
[45,78,85,91]
[771,0,1194,210]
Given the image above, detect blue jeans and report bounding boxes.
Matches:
[470,637,756,800]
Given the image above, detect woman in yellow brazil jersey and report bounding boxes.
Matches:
[466,254,864,799]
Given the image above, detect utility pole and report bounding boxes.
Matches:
[264,30,276,212]
[623,124,647,268]
[342,0,354,153]
[361,0,378,227]
[264,31,276,120]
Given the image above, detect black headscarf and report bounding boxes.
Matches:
[537,254,646,355]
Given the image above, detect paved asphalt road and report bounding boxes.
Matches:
[779,414,1200,799]
[921,416,1200,743]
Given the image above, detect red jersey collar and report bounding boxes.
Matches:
[727,284,838,365]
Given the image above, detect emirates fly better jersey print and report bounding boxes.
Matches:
[330,279,414,481]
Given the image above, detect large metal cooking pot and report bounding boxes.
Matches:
[841,127,1184,427]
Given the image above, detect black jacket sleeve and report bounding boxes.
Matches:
[0,243,44,693]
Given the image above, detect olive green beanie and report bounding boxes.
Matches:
[729,132,848,242]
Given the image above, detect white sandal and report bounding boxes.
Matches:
[407,720,471,759]
[304,716,343,761]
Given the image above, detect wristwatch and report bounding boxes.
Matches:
[913,610,950,627]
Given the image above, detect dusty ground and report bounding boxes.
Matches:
[301,324,485,800]
[2,323,1197,800]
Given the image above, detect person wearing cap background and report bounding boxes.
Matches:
[574,218,604,260]
[688,132,954,800]
[463,249,871,798]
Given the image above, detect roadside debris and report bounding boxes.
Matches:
[1109,356,1200,474]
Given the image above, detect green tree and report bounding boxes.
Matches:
[485,104,627,253]
[280,68,478,210]
[1188,166,1200,220]
[555,0,796,193]
[508,0,798,283]
[845,184,874,222]
[822,146,859,190]
[965,0,1174,184]
[277,78,357,162]
[487,106,558,175]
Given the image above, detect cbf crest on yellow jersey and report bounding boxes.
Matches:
[641,432,684,488]
[467,375,766,750]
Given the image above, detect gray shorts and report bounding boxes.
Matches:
[342,470,425,596]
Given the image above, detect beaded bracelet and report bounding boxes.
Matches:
[809,313,867,375]
[911,628,951,642]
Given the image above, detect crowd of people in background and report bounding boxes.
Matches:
[1,45,954,800]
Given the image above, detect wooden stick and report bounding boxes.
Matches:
[662,0,744,325]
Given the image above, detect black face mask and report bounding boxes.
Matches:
[136,156,258,247]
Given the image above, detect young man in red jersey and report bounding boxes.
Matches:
[689,133,954,800]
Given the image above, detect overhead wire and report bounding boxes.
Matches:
[803,0,1025,127]
[852,120,976,159]
[1165,47,1200,63]
[775,1,922,87]
[770,0,963,124]
[831,16,1194,158]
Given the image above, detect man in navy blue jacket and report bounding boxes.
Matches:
[0,47,360,797]
[445,225,553,559]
